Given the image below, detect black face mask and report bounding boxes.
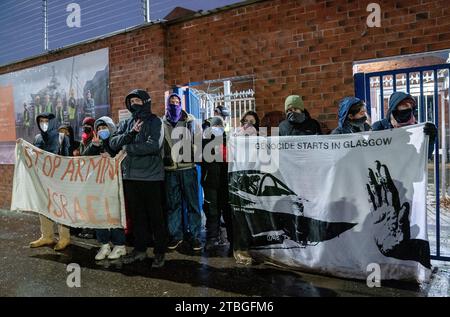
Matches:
[83,126,92,133]
[350,115,367,126]
[393,108,413,123]
[287,111,306,124]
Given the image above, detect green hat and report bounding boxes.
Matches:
[284,95,304,112]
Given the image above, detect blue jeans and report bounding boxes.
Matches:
[96,228,126,246]
[166,167,202,240]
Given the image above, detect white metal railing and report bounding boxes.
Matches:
[191,88,256,129]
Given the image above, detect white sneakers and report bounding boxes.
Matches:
[95,244,127,261]
[95,244,111,260]
[108,245,127,260]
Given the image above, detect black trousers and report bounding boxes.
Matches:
[203,187,233,248]
[123,180,168,254]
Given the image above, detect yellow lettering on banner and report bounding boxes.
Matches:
[61,159,75,181]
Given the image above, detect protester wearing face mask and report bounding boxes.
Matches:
[279,95,322,136]
[58,124,79,156]
[78,117,95,155]
[372,91,437,159]
[162,93,203,252]
[234,111,260,136]
[30,112,70,251]
[109,89,168,268]
[82,117,127,261]
[332,97,371,134]
[201,116,234,254]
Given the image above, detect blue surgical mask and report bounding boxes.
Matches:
[98,129,110,140]
[211,127,224,137]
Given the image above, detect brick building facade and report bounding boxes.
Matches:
[1,0,449,208]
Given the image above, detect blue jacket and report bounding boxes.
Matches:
[331,97,371,134]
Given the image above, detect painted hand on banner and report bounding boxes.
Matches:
[366,161,411,255]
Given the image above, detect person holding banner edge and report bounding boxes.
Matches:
[29,112,71,251]
[372,91,437,159]
[83,116,128,261]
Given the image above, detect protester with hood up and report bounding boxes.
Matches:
[58,124,79,156]
[82,116,127,261]
[110,89,167,268]
[29,112,71,251]
[331,97,371,134]
[78,117,95,155]
[201,116,234,253]
[372,91,437,159]
[75,116,98,240]
[163,93,203,251]
[278,95,322,136]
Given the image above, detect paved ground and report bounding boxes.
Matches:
[1,209,449,297]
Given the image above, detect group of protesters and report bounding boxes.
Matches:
[27,88,437,268]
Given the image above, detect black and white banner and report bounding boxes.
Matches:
[229,124,431,283]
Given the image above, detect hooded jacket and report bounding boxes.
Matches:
[162,94,201,171]
[83,116,118,157]
[58,124,79,156]
[278,109,322,136]
[109,89,164,182]
[162,111,199,171]
[34,112,69,156]
[331,97,371,134]
[372,92,416,131]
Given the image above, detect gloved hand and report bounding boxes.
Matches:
[424,122,437,140]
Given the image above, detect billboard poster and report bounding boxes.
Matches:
[0,48,109,164]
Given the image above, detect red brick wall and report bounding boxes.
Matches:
[1,0,450,208]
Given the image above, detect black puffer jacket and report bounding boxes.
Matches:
[278,109,322,136]
[109,89,164,181]
[34,112,69,156]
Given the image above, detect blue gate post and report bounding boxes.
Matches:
[182,88,205,230]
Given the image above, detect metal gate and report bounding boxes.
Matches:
[355,64,450,261]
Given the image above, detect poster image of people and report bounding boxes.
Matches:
[0,48,110,164]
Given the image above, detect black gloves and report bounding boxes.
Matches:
[424,122,437,141]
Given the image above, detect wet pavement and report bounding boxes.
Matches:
[1,209,450,297]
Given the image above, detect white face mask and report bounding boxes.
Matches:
[211,127,224,137]
[59,132,65,143]
[40,122,49,132]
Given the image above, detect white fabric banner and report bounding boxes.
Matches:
[11,139,126,229]
[229,124,431,283]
